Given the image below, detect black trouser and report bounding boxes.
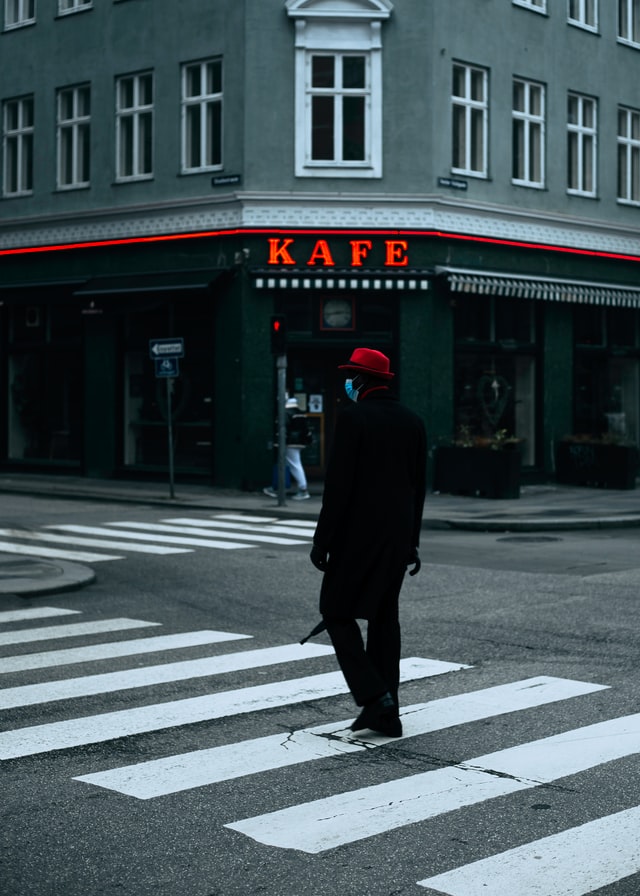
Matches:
[323,588,401,707]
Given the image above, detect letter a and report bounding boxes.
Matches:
[307,240,335,267]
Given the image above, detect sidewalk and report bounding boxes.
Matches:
[1,472,639,597]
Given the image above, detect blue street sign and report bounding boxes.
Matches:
[149,337,184,360]
[155,357,179,378]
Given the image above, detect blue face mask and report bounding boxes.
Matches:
[345,378,360,402]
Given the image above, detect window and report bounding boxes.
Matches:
[452,63,488,177]
[287,0,389,179]
[4,0,35,29]
[619,0,640,45]
[2,95,33,196]
[181,59,222,173]
[512,78,545,187]
[567,93,597,196]
[115,71,153,181]
[568,0,598,29]
[513,0,546,11]
[58,0,91,13]
[618,106,640,204]
[57,84,90,189]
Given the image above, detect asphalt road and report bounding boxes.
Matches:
[1,495,639,896]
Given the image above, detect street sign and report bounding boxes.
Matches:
[155,357,179,378]
[149,337,185,360]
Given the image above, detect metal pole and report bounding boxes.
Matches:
[276,353,287,506]
[167,377,175,499]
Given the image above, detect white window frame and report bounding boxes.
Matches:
[568,0,598,31]
[181,58,223,174]
[617,106,640,205]
[452,62,488,178]
[4,0,35,29]
[57,84,90,190]
[513,0,546,13]
[618,0,640,46]
[2,95,33,197]
[115,71,153,182]
[286,0,391,179]
[567,92,597,197]
[512,78,545,188]
[57,0,91,14]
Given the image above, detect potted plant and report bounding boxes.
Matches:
[433,426,522,499]
[555,434,638,490]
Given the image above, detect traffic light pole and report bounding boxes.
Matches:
[276,353,287,506]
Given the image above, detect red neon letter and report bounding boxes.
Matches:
[350,240,372,267]
[385,240,409,267]
[268,238,296,265]
[306,239,336,267]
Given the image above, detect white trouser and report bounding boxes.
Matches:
[285,446,307,491]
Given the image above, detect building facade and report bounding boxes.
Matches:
[2,0,640,489]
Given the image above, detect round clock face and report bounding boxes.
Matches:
[323,299,352,328]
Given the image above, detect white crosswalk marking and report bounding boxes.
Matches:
[0,629,251,674]
[0,617,159,647]
[0,539,121,562]
[74,676,607,800]
[41,524,250,551]
[102,521,311,545]
[0,642,334,709]
[0,606,80,624]
[225,712,640,853]
[0,657,459,760]
[0,528,192,554]
[418,807,640,895]
[164,517,316,538]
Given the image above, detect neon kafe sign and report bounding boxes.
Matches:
[267,237,409,267]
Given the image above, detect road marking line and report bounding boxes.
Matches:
[0,618,159,648]
[418,806,640,895]
[0,540,121,563]
[166,518,315,538]
[44,524,253,551]
[0,629,252,674]
[0,643,335,709]
[0,529,192,555]
[225,712,640,854]
[102,521,310,546]
[0,657,463,760]
[213,514,317,530]
[0,607,80,625]
[75,676,606,800]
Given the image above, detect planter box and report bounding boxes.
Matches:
[555,442,638,490]
[433,445,521,499]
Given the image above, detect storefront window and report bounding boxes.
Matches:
[7,305,82,463]
[454,294,537,465]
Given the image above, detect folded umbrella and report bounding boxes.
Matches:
[299,619,327,645]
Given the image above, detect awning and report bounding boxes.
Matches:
[252,268,431,291]
[74,269,228,296]
[436,266,640,308]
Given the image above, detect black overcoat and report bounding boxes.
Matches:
[313,388,427,621]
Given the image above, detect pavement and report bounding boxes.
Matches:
[0,472,639,598]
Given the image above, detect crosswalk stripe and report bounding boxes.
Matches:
[0,607,80,625]
[0,643,335,709]
[0,617,159,648]
[225,712,640,853]
[0,539,121,563]
[0,528,192,555]
[417,806,640,895]
[0,657,463,760]
[165,517,315,538]
[0,630,252,674]
[102,521,311,546]
[74,676,607,800]
[214,514,317,529]
[44,524,254,551]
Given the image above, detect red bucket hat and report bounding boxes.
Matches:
[338,347,394,380]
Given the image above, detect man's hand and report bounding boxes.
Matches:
[407,548,421,576]
[310,544,328,571]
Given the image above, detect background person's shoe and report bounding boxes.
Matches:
[262,487,277,497]
[292,490,310,500]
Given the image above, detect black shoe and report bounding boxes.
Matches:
[351,692,402,738]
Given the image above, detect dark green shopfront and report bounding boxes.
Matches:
[2,227,640,491]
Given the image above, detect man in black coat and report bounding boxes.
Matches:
[310,348,427,737]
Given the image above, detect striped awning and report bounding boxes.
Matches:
[437,266,640,308]
[252,268,431,291]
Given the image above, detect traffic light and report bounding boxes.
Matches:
[270,314,287,355]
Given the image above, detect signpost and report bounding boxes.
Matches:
[149,338,184,499]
